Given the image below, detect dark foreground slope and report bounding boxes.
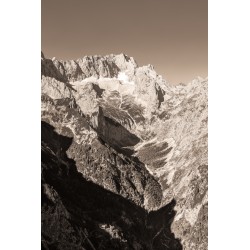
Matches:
[41,121,182,250]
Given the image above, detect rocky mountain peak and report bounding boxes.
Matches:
[41,52,207,250]
[41,51,159,81]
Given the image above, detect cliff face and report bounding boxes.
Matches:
[41,52,207,250]
[41,94,162,210]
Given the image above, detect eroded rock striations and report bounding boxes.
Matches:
[41,52,207,250]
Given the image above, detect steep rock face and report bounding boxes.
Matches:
[41,52,207,250]
[133,65,166,111]
[135,79,208,250]
[41,94,162,210]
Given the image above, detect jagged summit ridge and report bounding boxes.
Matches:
[41,51,167,86]
[42,52,139,81]
[41,51,170,115]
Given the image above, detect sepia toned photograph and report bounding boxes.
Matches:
[41,0,208,249]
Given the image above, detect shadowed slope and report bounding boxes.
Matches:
[41,121,182,250]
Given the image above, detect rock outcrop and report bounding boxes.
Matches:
[41,52,208,250]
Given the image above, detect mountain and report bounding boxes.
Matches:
[41,52,208,250]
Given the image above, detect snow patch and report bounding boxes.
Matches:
[81,76,98,83]
[118,72,135,85]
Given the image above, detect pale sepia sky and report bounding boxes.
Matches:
[42,0,207,84]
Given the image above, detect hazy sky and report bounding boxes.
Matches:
[42,0,207,84]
